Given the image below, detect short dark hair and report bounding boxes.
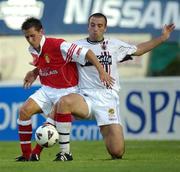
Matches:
[21,17,43,31]
[88,13,107,26]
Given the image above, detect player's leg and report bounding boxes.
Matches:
[57,93,89,117]
[53,93,89,161]
[100,124,125,159]
[30,108,56,161]
[16,98,42,161]
[90,89,124,159]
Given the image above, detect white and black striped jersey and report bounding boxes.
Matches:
[74,37,137,92]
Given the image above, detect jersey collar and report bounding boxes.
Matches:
[87,37,104,44]
[28,35,46,56]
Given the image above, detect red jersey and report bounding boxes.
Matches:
[28,36,88,88]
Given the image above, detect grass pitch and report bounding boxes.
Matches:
[0,140,180,172]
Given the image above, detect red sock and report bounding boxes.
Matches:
[18,121,32,159]
[55,113,72,122]
[55,113,72,153]
[31,144,43,155]
[32,121,55,156]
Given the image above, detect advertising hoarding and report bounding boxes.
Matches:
[0,78,179,141]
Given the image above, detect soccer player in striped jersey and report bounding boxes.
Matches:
[16,17,113,161]
[53,13,175,159]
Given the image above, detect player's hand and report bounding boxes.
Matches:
[23,70,38,89]
[100,71,115,88]
[162,24,175,40]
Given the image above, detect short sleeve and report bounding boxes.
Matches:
[116,40,137,62]
[60,41,89,65]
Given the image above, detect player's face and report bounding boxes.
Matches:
[23,27,43,51]
[88,16,107,41]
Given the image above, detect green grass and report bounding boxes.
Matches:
[0,140,180,172]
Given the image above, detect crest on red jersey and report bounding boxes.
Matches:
[44,54,50,63]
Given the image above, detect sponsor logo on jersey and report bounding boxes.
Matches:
[83,52,112,67]
[39,68,58,76]
[82,51,112,74]
[98,53,112,65]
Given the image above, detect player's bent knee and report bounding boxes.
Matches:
[59,95,74,110]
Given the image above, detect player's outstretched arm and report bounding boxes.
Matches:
[134,24,175,56]
[23,68,39,88]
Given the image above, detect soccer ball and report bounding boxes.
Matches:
[35,124,59,148]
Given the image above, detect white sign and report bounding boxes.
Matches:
[0,0,44,29]
[120,77,180,140]
[64,0,180,29]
